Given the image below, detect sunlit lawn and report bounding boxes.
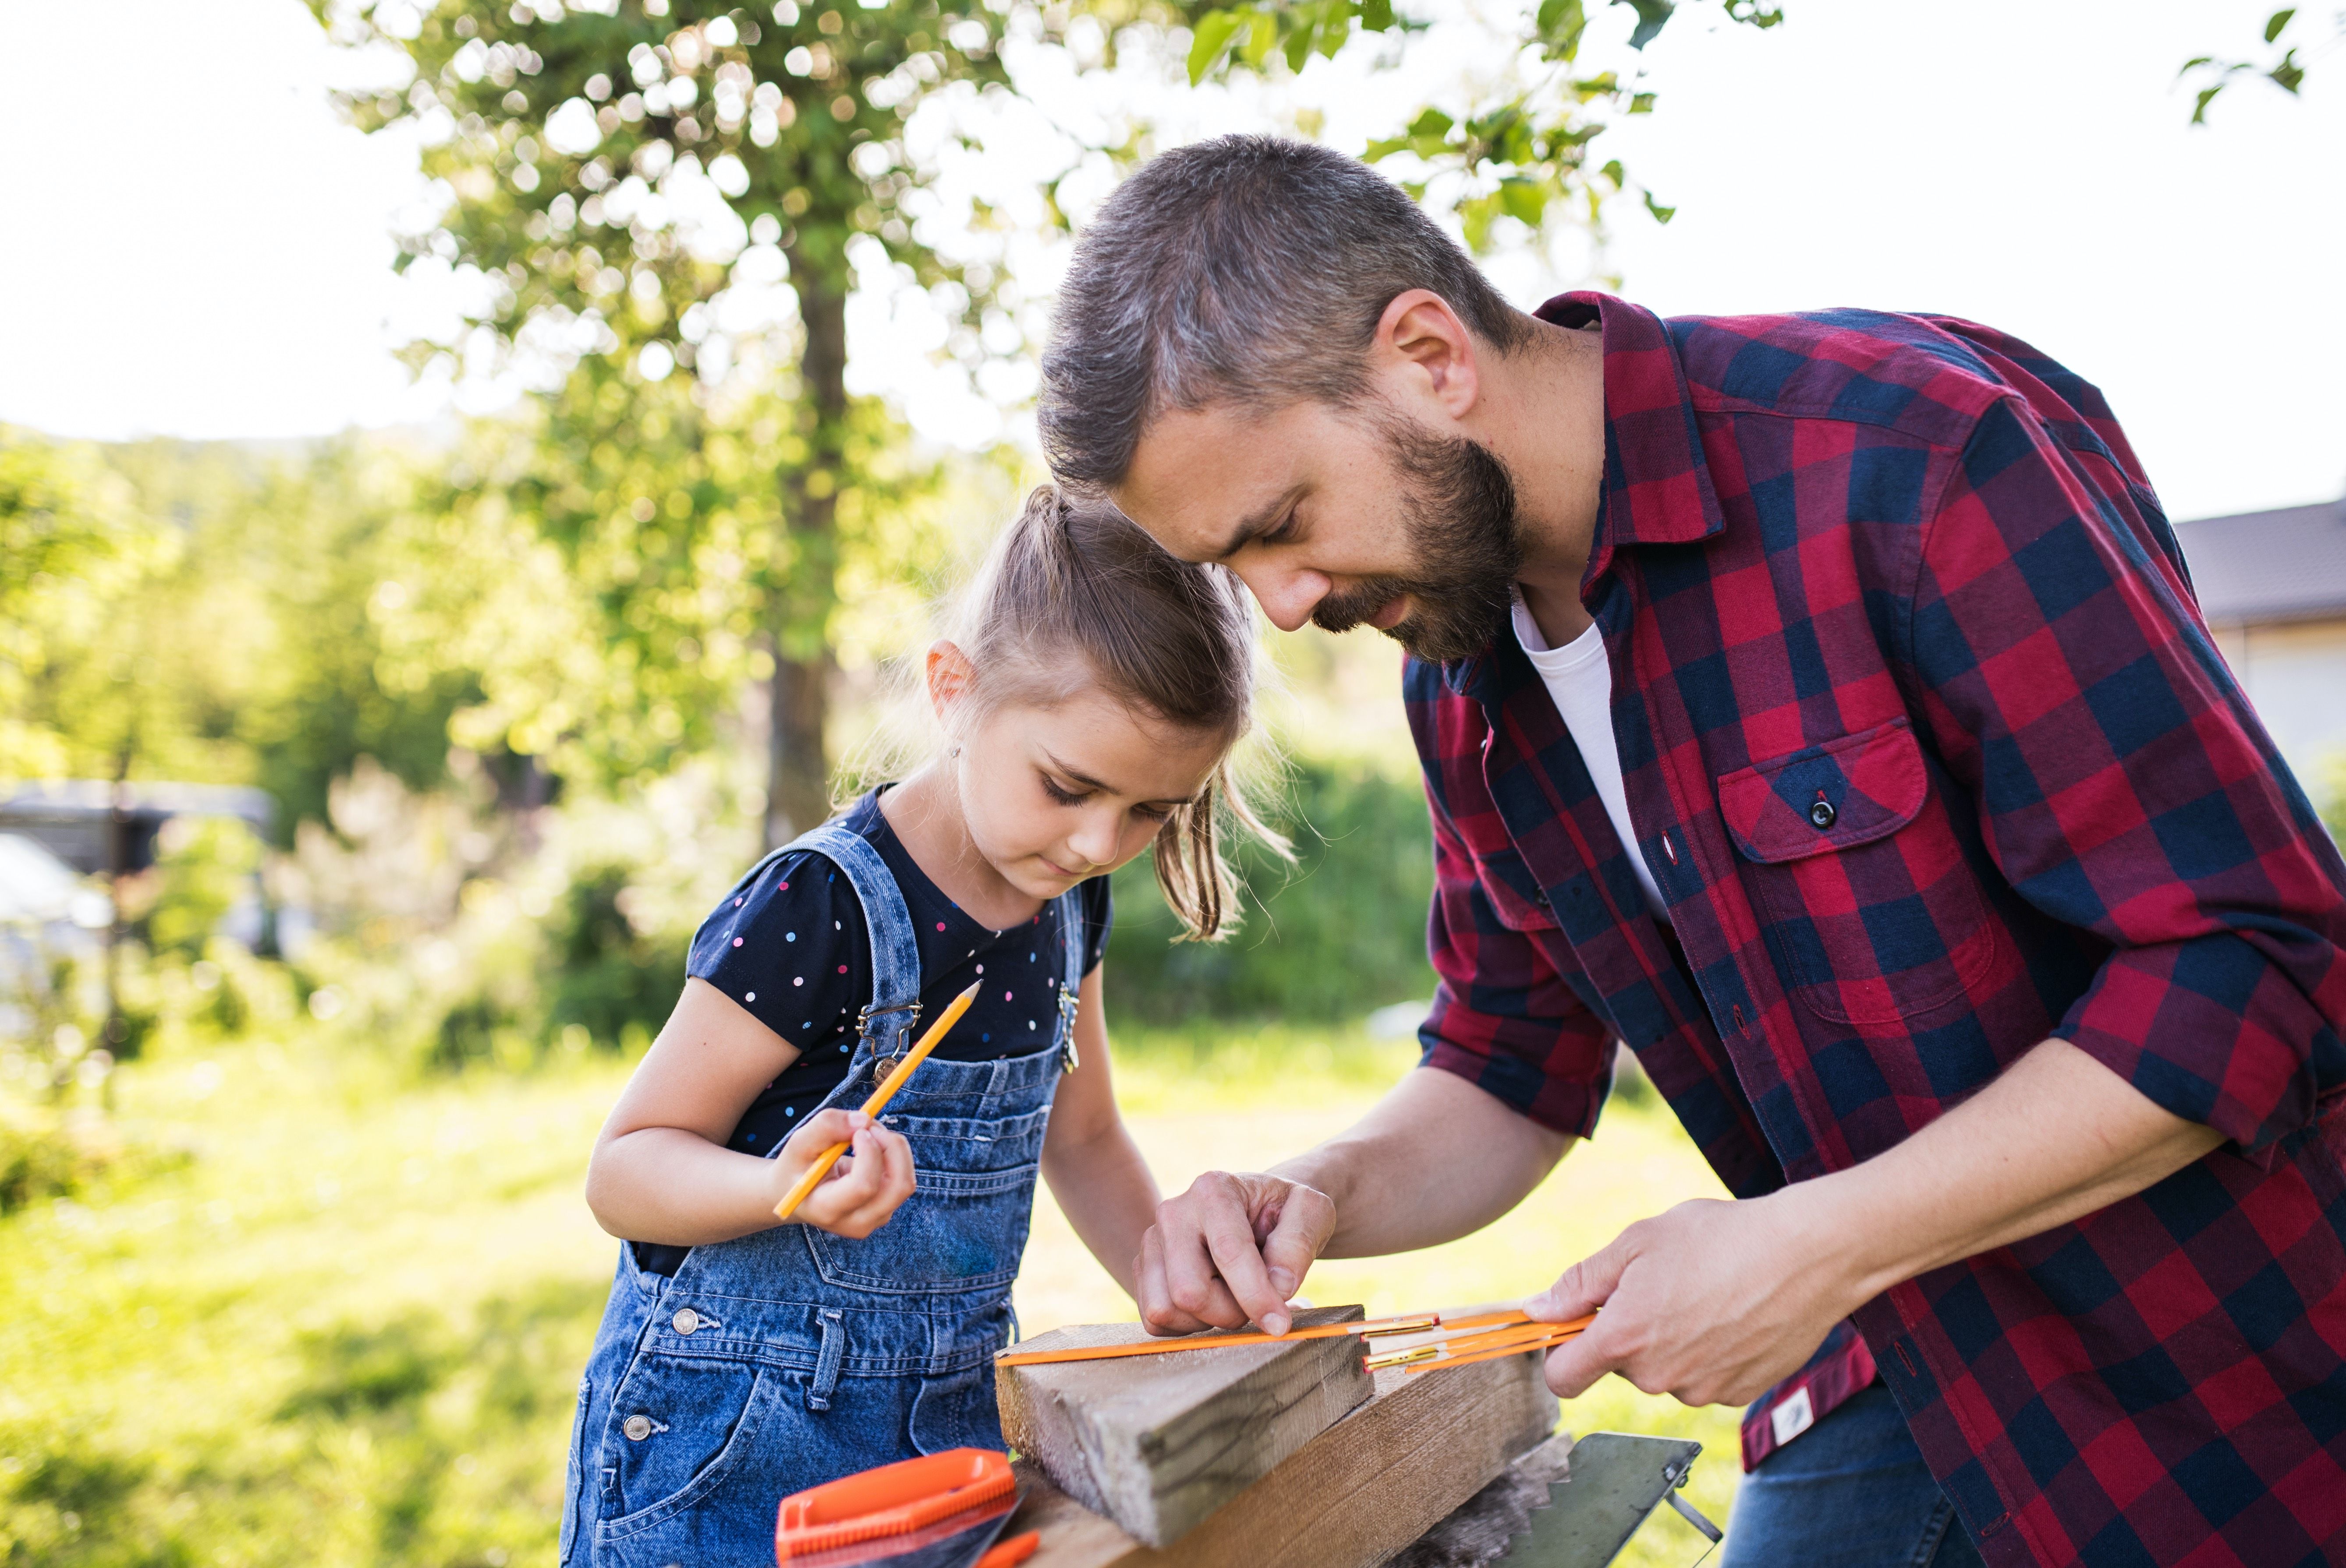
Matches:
[2,1023,1735,1568]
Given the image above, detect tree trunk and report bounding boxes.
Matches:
[765,243,851,850]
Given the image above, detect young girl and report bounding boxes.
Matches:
[560,486,1278,1568]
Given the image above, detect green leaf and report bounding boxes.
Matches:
[1642,189,1676,223]
[1600,158,1626,188]
[2264,7,2296,44]
[1187,10,1244,84]
[1498,178,1549,225]
[2190,83,2223,123]
[1359,0,1394,31]
[1612,0,1675,50]
[1286,14,1315,72]
[1534,0,1588,54]
[1240,9,1280,70]
[2271,50,2304,93]
[1629,91,1656,112]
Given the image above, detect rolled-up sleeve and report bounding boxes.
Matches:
[1909,397,2346,1151]
[1417,777,1616,1139]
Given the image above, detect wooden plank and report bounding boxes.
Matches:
[1007,1349,1559,1568]
[999,1306,1375,1547]
[1379,1432,1576,1568]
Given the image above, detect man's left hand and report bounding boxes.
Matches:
[1530,1192,1851,1407]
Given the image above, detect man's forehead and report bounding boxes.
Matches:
[1115,403,1308,559]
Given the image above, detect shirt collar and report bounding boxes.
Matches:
[1536,290,1728,573]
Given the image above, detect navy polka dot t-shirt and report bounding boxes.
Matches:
[687,787,1110,1154]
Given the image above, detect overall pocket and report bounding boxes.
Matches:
[599,1354,781,1541]
[804,1161,1037,1295]
[559,1375,591,1566]
[1717,718,1996,1027]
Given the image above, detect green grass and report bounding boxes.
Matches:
[1,1025,1737,1567]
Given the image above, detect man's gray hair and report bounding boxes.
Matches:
[1038,135,1534,491]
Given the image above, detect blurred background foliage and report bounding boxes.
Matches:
[18,0,2325,1562]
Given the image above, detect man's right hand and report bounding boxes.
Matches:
[1134,1170,1337,1337]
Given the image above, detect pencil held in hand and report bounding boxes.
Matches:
[773,980,983,1221]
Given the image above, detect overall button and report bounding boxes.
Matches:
[1809,799,1838,829]
[672,1308,700,1335]
[622,1415,654,1441]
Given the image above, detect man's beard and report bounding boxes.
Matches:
[1310,419,1527,664]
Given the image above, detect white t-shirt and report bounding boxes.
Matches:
[1509,594,1671,922]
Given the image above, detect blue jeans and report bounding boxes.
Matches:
[1721,1384,1983,1568]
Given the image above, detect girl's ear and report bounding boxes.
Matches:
[925,640,978,726]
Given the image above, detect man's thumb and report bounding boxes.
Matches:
[1525,1243,1627,1323]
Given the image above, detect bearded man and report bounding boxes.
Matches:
[1036,136,2346,1568]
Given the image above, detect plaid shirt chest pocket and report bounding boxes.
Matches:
[1718,717,2000,1027]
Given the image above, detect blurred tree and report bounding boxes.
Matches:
[308,0,1082,846]
[1188,0,1784,246]
[2182,6,2336,123]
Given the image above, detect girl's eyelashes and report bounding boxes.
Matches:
[1042,771,1174,824]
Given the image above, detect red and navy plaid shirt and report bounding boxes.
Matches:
[1410,292,2346,1566]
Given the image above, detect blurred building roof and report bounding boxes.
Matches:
[2174,496,2346,628]
[0,782,273,876]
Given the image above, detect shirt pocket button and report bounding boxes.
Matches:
[1809,799,1838,829]
[623,1415,654,1441]
[672,1309,701,1335]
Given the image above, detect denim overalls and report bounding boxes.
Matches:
[561,820,1082,1568]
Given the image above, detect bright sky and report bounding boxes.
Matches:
[1,0,2336,521]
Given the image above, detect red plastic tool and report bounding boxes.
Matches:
[776,1448,1028,1568]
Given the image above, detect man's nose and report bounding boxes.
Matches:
[1233,561,1329,634]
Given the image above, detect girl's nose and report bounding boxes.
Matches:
[1067,811,1120,870]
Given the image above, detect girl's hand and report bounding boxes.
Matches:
[775,1108,917,1237]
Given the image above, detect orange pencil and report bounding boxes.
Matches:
[773,980,982,1221]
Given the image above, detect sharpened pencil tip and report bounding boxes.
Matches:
[957,979,983,999]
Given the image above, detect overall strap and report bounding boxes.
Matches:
[1052,887,1087,1073]
[780,820,924,1113]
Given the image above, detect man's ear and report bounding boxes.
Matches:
[1373,288,1481,422]
[925,640,978,726]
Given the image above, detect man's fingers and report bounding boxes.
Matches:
[1138,1228,1211,1334]
[1526,1236,1632,1324]
[1256,1184,1335,1306]
[1542,1324,1619,1400]
[1195,1186,1293,1333]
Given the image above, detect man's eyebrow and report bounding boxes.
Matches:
[1212,488,1301,562]
[1041,751,1192,807]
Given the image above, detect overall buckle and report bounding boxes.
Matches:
[1057,984,1081,1074]
[857,998,922,1080]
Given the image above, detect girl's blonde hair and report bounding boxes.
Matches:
[951,485,1286,941]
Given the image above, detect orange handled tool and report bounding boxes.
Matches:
[776,1447,1031,1568]
[774,980,982,1222]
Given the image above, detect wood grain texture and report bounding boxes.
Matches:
[1378,1432,1576,1568]
[1006,1348,1559,1568]
[999,1306,1375,1547]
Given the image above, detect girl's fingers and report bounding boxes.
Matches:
[791,1108,868,1159]
[802,1126,916,1234]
